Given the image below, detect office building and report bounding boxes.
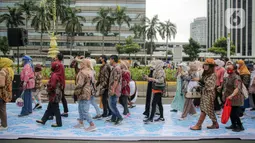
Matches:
[190,17,207,46]
[0,0,146,57]
[207,0,255,56]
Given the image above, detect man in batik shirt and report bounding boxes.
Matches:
[107,55,123,125]
[96,55,111,117]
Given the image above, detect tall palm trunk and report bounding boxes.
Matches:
[40,30,43,54]
[24,15,28,54]
[119,25,121,44]
[165,36,169,61]
[150,39,153,61]
[102,34,105,54]
[143,39,147,65]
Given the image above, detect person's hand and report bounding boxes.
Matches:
[217,86,222,92]
[227,95,234,100]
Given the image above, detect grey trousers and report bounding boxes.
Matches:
[181,98,196,118]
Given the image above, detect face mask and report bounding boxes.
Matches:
[150,67,154,71]
[236,64,240,68]
[78,64,81,69]
[227,69,234,74]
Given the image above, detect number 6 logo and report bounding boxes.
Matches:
[225,8,245,29]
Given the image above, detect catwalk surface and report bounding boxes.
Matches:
[0,103,255,141]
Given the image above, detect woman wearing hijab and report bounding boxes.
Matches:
[191,59,218,130]
[236,60,250,114]
[19,55,35,117]
[0,58,14,130]
[179,62,198,120]
[143,63,154,117]
[119,60,131,116]
[170,63,187,113]
[73,59,96,132]
[193,61,203,107]
[214,59,225,115]
[144,60,166,123]
[36,62,63,127]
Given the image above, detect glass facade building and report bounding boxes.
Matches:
[207,0,255,56]
[0,0,146,56]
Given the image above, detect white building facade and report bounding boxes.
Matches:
[190,17,207,46]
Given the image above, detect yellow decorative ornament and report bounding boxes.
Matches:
[48,35,59,58]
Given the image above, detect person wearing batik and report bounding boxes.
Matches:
[54,53,68,117]
[191,58,219,130]
[170,63,187,113]
[19,55,35,117]
[73,59,96,132]
[36,62,64,127]
[32,64,43,110]
[214,59,225,115]
[96,55,111,118]
[0,58,14,130]
[144,60,166,124]
[107,55,123,125]
[119,60,131,116]
[89,59,102,119]
[236,60,250,116]
[223,64,244,132]
[179,62,198,120]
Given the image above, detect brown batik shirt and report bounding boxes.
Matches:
[96,63,111,95]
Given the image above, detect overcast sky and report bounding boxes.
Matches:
[146,0,207,42]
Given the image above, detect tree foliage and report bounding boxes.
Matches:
[0,37,11,56]
[183,38,201,61]
[0,7,25,28]
[115,36,141,57]
[208,37,236,57]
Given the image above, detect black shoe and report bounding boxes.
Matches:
[36,105,42,109]
[93,115,102,119]
[115,118,123,125]
[33,103,40,110]
[143,112,148,116]
[170,109,178,112]
[154,117,165,122]
[102,114,108,118]
[48,116,54,120]
[61,113,68,117]
[18,114,29,117]
[144,118,153,124]
[251,108,255,111]
[225,125,236,130]
[155,113,160,116]
[51,124,62,127]
[36,120,45,125]
[232,125,245,132]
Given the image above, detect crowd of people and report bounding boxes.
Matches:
[0,54,254,133]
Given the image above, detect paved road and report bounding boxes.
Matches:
[1,139,255,143]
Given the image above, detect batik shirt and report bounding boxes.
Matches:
[96,64,111,95]
[108,64,122,97]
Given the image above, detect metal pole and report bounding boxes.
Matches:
[227,33,231,59]
[17,46,20,74]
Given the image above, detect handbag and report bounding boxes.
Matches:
[241,83,249,99]
[152,82,166,91]
[221,99,232,124]
[185,91,201,99]
[16,91,25,107]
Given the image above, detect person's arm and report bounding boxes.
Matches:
[76,72,85,88]
[96,67,101,87]
[228,79,241,100]
[111,68,121,95]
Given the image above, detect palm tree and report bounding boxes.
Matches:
[159,19,177,59]
[0,7,25,28]
[113,6,131,44]
[92,7,114,54]
[31,6,51,53]
[62,8,86,56]
[16,0,36,29]
[146,15,160,60]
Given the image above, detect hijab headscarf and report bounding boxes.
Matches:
[0,58,14,80]
[22,55,34,71]
[80,59,92,75]
[152,60,165,78]
[215,59,225,68]
[50,61,65,88]
[120,60,129,71]
[237,60,250,75]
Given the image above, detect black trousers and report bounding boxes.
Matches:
[230,106,242,127]
[102,89,111,116]
[42,102,62,126]
[214,87,223,111]
[119,95,129,115]
[149,93,164,120]
[144,83,152,116]
[61,91,68,113]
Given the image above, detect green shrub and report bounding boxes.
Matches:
[23,66,177,81]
